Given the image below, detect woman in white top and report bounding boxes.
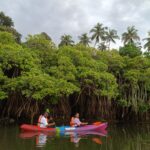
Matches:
[39,112,55,128]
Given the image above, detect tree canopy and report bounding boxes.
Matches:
[0,12,150,122]
[0,11,14,27]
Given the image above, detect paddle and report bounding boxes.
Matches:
[80,121,102,126]
[92,121,102,126]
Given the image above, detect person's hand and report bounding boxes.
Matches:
[48,122,55,127]
[50,122,55,126]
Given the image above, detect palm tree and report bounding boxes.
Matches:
[59,34,74,47]
[90,23,107,47]
[105,29,119,49]
[98,42,107,51]
[122,26,140,45]
[78,33,91,47]
[143,32,150,52]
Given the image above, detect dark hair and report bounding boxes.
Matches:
[44,112,49,115]
[74,112,79,116]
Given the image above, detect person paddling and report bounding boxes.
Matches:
[38,112,55,128]
[72,113,88,127]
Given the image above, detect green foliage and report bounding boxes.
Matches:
[0,11,14,27]
[138,103,150,113]
[0,68,7,100]
[0,33,38,73]
[97,50,125,74]
[0,31,16,44]
[0,11,150,120]
[118,99,130,107]
[24,33,56,50]
[1,29,150,117]
[124,69,140,86]
[119,44,142,58]
[0,26,21,43]
[143,68,150,91]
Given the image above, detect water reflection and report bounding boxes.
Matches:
[66,132,81,148]
[92,137,102,144]
[15,123,150,150]
[19,129,107,148]
[36,133,47,147]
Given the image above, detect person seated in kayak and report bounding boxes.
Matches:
[38,112,55,128]
[73,113,88,127]
[37,108,51,126]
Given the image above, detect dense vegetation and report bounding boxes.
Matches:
[0,12,150,123]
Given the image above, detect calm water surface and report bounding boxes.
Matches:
[0,123,150,150]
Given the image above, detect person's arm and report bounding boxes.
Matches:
[47,122,55,127]
[78,119,88,126]
[81,122,88,125]
[74,118,87,126]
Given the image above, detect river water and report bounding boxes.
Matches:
[0,123,149,150]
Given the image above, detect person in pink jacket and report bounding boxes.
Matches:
[73,113,88,127]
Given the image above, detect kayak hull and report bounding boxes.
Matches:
[20,123,107,132]
[20,124,55,132]
[56,123,107,132]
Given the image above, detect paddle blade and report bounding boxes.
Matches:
[93,121,102,126]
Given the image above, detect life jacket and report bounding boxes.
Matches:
[70,117,75,126]
[37,115,48,127]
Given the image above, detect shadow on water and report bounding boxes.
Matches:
[0,123,150,150]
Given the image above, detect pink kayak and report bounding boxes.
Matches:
[63,123,107,132]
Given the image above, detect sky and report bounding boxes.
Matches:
[0,0,150,48]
